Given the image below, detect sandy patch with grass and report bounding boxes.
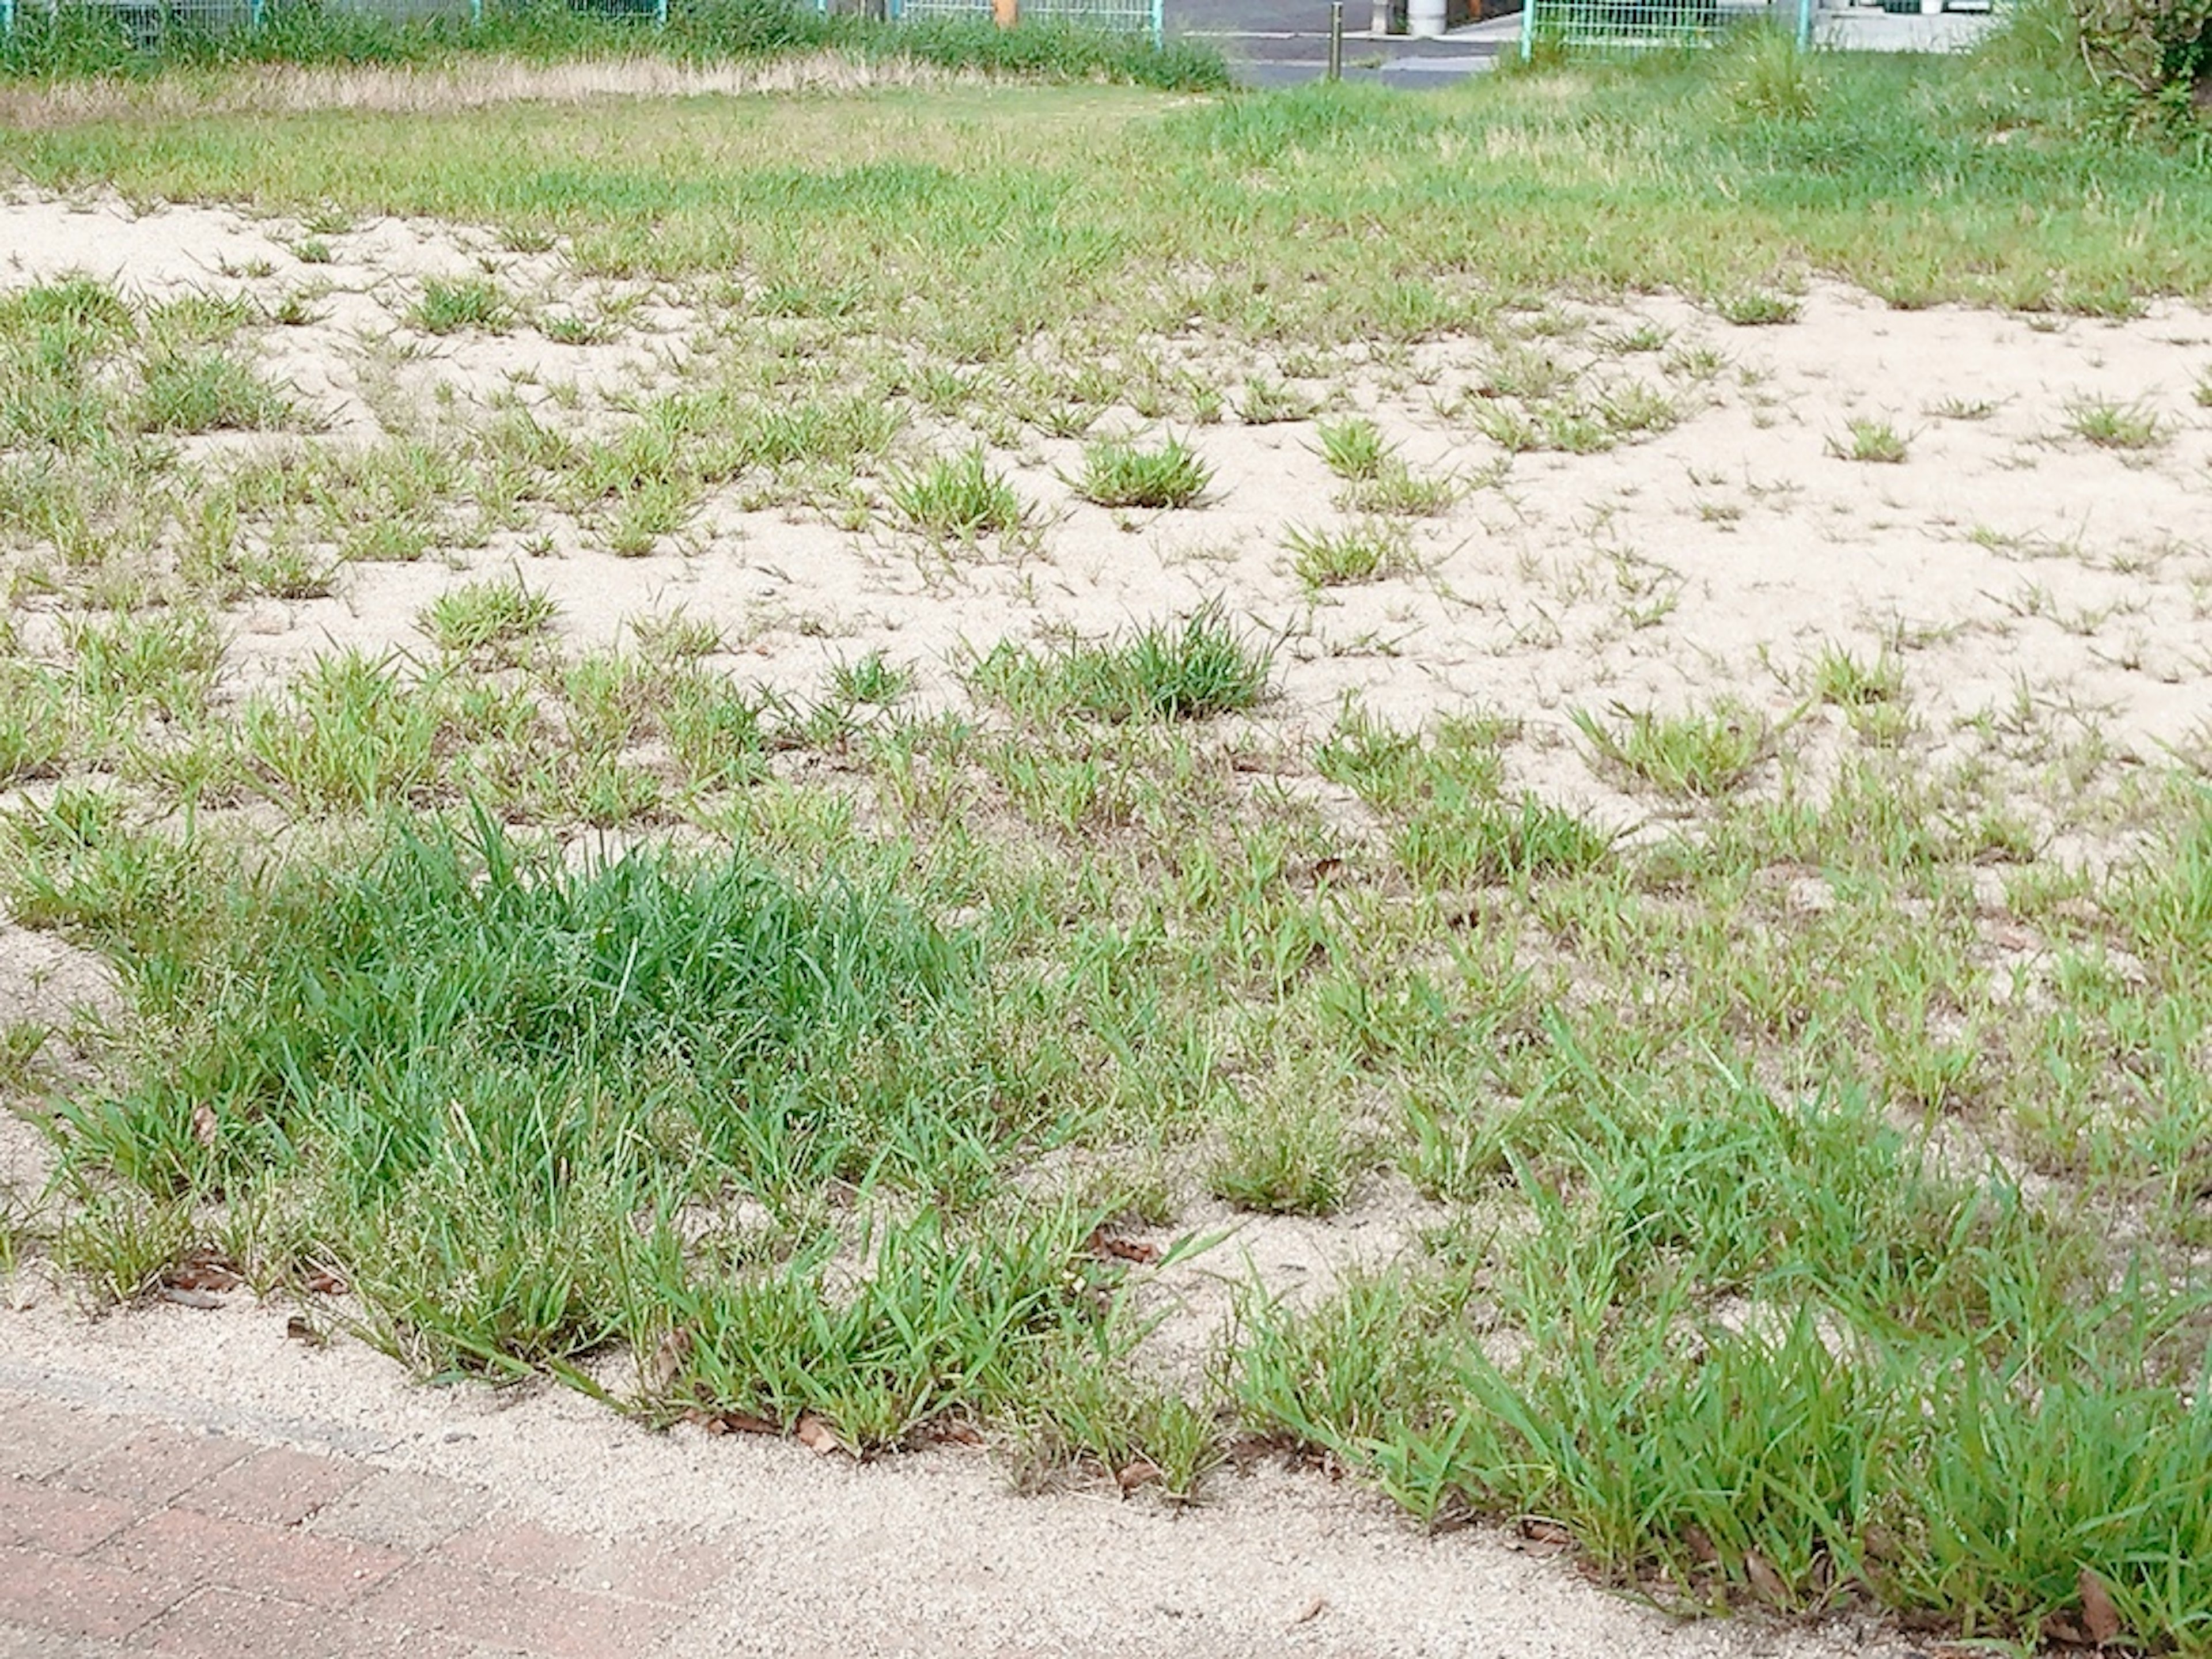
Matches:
[4,183,2211,1655]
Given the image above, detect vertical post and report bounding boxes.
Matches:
[1,0,14,40]
[1147,0,1160,47]
[469,0,481,26]
[654,0,666,27]
[1518,0,1534,54]
[1794,0,1810,47]
[991,0,1015,25]
[1327,0,1341,75]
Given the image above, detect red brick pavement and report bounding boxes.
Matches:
[0,1392,730,1658]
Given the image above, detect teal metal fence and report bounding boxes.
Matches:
[1520,0,1814,52]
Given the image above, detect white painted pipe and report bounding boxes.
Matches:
[1408,0,1444,36]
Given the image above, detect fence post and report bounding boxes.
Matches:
[1,0,13,40]
[1794,0,1811,47]
[1327,0,1342,76]
[991,0,1016,24]
[1149,0,1161,46]
[1518,0,1534,56]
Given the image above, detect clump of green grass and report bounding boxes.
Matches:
[1207,1092,1361,1216]
[888,447,1024,539]
[1075,435,1211,510]
[1828,416,1908,464]
[418,574,557,658]
[1809,642,1903,709]
[1573,700,1779,797]
[1287,520,1416,589]
[37,812,1119,1399]
[132,350,293,435]
[1315,418,1458,515]
[1714,291,1800,326]
[2064,397,2165,450]
[1315,416,1389,481]
[410,276,512,336]
[828,650,911,706]
[971,605,1271,722]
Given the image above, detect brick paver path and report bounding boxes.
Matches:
[0,1391,730,1657]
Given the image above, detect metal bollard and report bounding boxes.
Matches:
[1328,0,1344,78]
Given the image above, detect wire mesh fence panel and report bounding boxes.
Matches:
[39,0,260,47]
[1520,0,1812,51]
[884,0,1159,41]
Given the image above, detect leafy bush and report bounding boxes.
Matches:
[2068,0,2212,110]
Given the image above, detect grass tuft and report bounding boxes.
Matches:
[1075,435,1211,510]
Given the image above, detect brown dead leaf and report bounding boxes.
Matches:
[2078,1567,2122,1646]
[165,1253,240,1293]
[283,1313,325,1346]
[1115,1459,1161,1494]
[1743,1550,1789,1607]
[1517,1517,1575,1551]
[930,1421,984,1447]
[649,1327,694,1393]
[2046,1618,2090,1647]
[1085,1229,1160,1266]
[191,1103,218,1146]
[1681,1523,1719,1566]
[794,1413,844,1457]
[302,1267,347,1296]
[1290,1594,1326,1626]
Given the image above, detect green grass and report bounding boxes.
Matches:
[2064,396,2166,450]
[1074,435,1211,510]
[1573,700,1781,798]
[969,606,1271,722]
[1286,519,1417,589]
[7,22,2212,1648]
[888,448,1024,539]
[410,275,513,336]
[1828,416,1909,464]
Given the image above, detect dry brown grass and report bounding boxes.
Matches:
[0,50,976,129]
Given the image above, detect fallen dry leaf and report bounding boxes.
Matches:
[649,1327,694,1393]
[1743,1550,1789,1606]
[283,1313,325,1346]
[794,1413,843,1457]
[1290,1594,1326,1626]
[191,1103,218,1146]
[687,1407,779,1437]
[302,1267,347,1296]
[1517,1516,1575,1551]
[1115,1458,1161,1494]
[2078,1567,2122,1645]
[1085,1229,1160,1266]
[1681,1523,1719,1566]
[165,1253,240,1293]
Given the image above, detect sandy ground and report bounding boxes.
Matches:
[0,1289,1922,1659]
[8,190,2206,810]
[3,186,2209,1654]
